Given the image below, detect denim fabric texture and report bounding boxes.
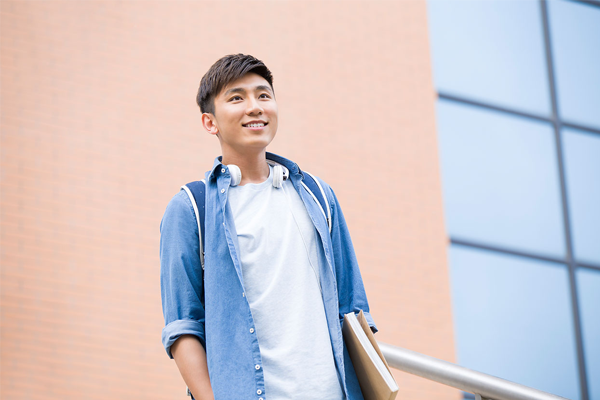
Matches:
[160,152,377,400]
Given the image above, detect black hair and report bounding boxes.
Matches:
[196,54,274,115]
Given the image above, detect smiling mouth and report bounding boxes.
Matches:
[242,122,268,128]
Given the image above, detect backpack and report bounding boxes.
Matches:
[180,171,331,271]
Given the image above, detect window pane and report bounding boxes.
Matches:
[449,245,580,400]
[437,100,565,258]
[427,0,550,116]
[576,268,600,400]
[549,0,600,130]
[563,128,600,265]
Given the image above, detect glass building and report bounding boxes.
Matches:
[427,1,600,399]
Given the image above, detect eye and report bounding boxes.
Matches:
[228,95,243,102]
[259,93,271,99]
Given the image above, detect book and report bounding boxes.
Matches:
[343,310,399,400]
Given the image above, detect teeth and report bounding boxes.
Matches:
[246,123,265,128]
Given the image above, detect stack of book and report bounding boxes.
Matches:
[343,310,399,400]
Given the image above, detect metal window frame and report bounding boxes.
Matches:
[569,0,600,9]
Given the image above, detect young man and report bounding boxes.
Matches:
[160,54,377,400]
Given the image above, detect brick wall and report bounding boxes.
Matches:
[0,1,458,399]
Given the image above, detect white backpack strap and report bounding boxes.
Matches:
[300,181,328,223]
[180,180,206,270]
[303,171,332,233]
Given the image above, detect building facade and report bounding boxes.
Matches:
[427,1,600,399]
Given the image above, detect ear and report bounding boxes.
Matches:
[201,113,219,136]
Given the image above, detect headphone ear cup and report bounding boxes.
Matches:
[282,166,289,181]
[272,165,284,189]
[228,164,241,187]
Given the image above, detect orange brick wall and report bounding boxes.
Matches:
[0,1,459,399]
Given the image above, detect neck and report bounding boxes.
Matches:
[221,149,270,186]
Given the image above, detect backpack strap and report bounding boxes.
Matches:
[301,172,332,233]
[180,180,207,400]
[180,180,206,270]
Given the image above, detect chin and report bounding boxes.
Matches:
[247,135,276,149]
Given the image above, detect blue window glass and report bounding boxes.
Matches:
[427,0,550,116]
[436,100,565,258]
[449,245,580,400]
[548,0,600,130]
[563,128,600,265]
[576,268,600,400]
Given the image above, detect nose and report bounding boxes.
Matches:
[246,97,263,116]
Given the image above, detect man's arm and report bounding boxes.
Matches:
[171,335,214,400]
[160,191,212,398]
[325,182,378,333]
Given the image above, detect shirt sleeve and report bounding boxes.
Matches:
[324,182,378,334]
[160,190,206,358]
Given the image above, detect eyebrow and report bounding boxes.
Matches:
[223,85,273,97]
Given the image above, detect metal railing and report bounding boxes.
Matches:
[378,342,571,400]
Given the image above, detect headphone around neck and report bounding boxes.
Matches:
[228,161,289,189]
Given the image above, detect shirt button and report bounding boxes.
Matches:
[242,292,245,297]
[259,398,263,400]
[249,328,254,333]
[255,364,260,370]
[257,389,262,395]
[221,188,225,193]
[221,168,226,173]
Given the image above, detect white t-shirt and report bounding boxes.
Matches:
[228,165,344,400]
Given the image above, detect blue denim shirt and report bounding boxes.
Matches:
[160,152,377,400]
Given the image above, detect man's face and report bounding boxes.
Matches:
[207,73,278,155]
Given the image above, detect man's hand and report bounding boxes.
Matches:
[171,335,214,400]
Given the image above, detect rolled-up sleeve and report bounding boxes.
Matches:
[160,190,206,358]
[326,183,379,334]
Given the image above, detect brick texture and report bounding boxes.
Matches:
[1,1,459,399]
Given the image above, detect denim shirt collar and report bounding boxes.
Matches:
[206,152,303,183]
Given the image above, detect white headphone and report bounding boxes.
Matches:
[227,161,289,189]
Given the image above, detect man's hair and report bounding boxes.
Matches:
[196,54,274,115]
